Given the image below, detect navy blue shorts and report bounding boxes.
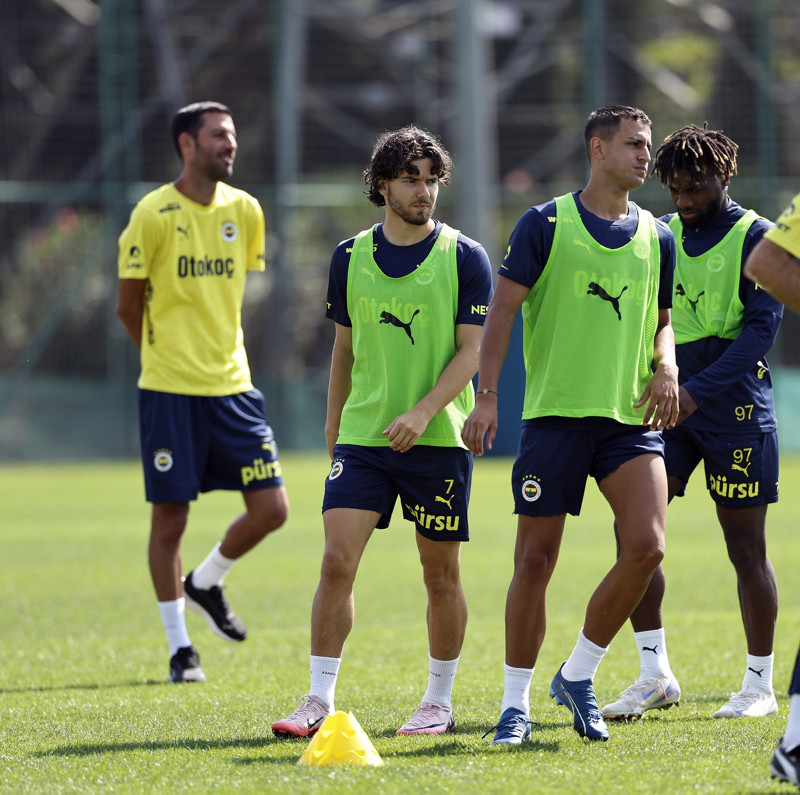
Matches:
[664,425,779,508]
[138,388,283,503]
[323,444,472,542]
[512,422,665,517]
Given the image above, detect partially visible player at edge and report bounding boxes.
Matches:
[602,124,782,723]
[461,105,678,745]
[116,101,289,683]
[271,125,493,738]
[744,192,800,789]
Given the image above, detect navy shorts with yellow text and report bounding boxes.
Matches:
[323,444,472,542]
[512,420,665,517]
[664,425,778,508]
[138,388,283,503]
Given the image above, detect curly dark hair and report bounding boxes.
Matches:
[171,101,232,160]
[583,105,652,162]
[651,122,739,185]
[363,125,453,207]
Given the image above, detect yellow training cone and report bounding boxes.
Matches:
[298,710,384,767]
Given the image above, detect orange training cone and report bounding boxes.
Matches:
[298,710,384,767]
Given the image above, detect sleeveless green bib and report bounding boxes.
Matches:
[669,210,758,344]
[337,224,473,447]
[521,194,660,424]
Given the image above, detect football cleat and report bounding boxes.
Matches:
[601,674,681,720]
[183,571,247,642]
[169,645,206,683]
[483,707,535,746]
[271,695,330,738]
[550,664,609,741]
[713,689,778,719]
[771,739,800,789]
[397,702,455,735]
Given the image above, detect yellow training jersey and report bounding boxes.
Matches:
[118,182,265,396]
[765,192,800,259]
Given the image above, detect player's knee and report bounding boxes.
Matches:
[621,538,664,573]
[151,503,189,544]
[319,545,359,585]
[725,536,767,572]
[514,544,558,582]
[421,560,461,597]
[248,489,289,535]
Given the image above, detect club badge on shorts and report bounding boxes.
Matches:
[153,448,174,472]
[521,476,542,502]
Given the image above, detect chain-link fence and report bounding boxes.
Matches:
[2,0,800,459]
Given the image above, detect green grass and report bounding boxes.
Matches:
[2,453,800,792]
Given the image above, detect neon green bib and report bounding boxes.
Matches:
[521,194,660,424]
[669,210,758,344]
[337,224,473,447]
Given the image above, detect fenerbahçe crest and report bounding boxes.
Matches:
[221,221,238,242]
[522,476,542,502]
[153,448,174,472]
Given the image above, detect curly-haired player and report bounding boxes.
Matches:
[603,123,784,722]
[271,125,493,738]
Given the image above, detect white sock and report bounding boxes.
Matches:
[500,663,534,715]
[561,628,608,682]
[784,694,800,752]
[634,628,672,678]
[310,655,340,711]
[742,653,774,694]
[191,543,236,589]
[421,655,459,708]
[158,599,192,656]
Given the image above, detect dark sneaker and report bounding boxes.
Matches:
[272,695,330,738]
[169,645,206,683]
[771,739,800,789]
[550,663,609,741]
[483,707,535,746]
[183,571,247,642]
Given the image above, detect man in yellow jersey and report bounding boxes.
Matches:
[745,192,800,788]
[462,106,678,744]
[271,125,493,738]
[116,102,289,683]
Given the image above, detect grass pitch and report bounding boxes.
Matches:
[2,453,799,792]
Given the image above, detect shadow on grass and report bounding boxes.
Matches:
[0,679,179,695]
[233,735,565,767]
[30,735,280,758]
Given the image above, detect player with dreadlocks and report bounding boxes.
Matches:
[602,123,784,722]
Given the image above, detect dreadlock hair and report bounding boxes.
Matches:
[363,125,452,207]
[651,122,739,186]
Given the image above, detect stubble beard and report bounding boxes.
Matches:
[386,189,434,226]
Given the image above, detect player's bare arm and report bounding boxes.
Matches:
[325,323,353,459]
[744,238,800,313]
[115,278,147,350]
[635,308,679,430]
[383,322,482,453]
[461,276,528,456]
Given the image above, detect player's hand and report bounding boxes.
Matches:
[461,399,498,457]
[675,385,698,426]
[383,408,430,452]
[635,363,679,430]
[325,425,339,460]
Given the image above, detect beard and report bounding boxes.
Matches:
[196,146,234,182]
[386,186,434,226]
